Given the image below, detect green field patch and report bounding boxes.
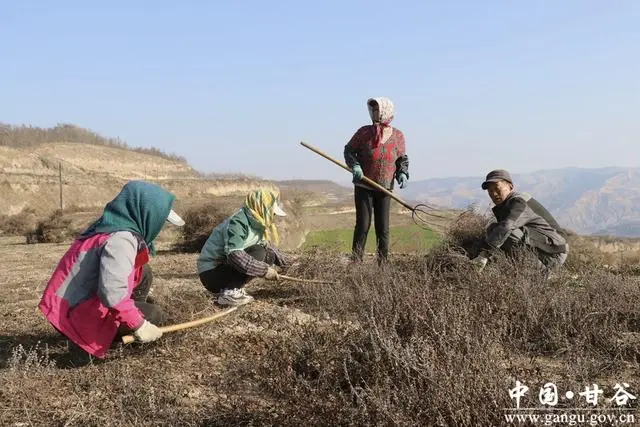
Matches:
[303,225,441,253]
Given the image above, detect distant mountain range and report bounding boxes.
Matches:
[383,167,640,237]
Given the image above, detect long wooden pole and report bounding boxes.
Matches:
[300,141,414,211]
[121,307,238,344]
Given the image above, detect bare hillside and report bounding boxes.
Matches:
[34,143,198,179]
[0,143,276,216]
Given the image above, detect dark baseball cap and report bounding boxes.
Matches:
[481,169,513,190]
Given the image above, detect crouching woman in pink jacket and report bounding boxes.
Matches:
[38,181,185,360]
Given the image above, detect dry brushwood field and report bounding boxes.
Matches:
[1,208,640,427]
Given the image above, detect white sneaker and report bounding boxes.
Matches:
[217,288,254,307]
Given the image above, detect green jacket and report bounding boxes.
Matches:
[197,208,266,273]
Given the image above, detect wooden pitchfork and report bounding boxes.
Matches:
[299,141,448,229]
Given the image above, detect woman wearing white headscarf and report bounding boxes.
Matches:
[344,97,409,264]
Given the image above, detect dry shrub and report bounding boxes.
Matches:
[152,284,214,324]
[4,207,640,426]
[444,208,491,257]
[564,235,640,275]
[0,342,210,426]
[618,250,640,267]
[415,208,491,273]
[564,236,613,273]
[202,239,640,426]
[25,210,77,244]
[172,203,234,252]
[209,256,509,425]
[0,208,37,236]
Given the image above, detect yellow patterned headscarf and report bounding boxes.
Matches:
[244,189,281,244]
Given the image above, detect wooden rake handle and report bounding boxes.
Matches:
[121,307,238,345]
[300,141,414,211]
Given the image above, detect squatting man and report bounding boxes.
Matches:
[471,169,569,276]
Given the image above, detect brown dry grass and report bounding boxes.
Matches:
[1,212,639,426]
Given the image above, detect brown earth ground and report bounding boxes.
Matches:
[2,220,640,425]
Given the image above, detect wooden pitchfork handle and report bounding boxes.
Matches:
[300,141,414,211]
[121,307,238,344]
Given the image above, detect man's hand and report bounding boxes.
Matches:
[133,320,163,343]
[264,267,279,281]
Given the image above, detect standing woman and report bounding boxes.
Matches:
[344,97,409,264]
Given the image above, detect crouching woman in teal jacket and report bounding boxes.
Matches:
[197,189,288,306]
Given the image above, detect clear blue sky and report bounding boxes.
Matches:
[1,1,638,182]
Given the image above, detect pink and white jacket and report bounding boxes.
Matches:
[39,231,149,358]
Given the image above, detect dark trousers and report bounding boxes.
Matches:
[199,245,275,294]
[352,185,391,261]
[485,224,568,270]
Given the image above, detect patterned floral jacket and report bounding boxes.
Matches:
[344,125,409,190]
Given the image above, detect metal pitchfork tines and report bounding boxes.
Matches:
[300,141,448,229]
